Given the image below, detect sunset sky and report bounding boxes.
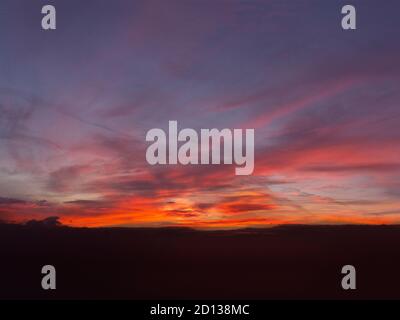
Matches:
[0,0,399,228]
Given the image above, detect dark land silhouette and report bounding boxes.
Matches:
[1,222,400,300]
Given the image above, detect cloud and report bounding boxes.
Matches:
[47,165,93,192]
[25,216,62,228]
[301,163,400,173]
[223,203,275,213]
[0,196,26,205]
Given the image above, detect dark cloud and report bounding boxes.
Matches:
[165,210,199,218]
[25,216,62,228]
[224,203,274,213]
[64,199,116,209]
[195,203,215,210]
[365,210,400,216]
[302,163,400,173]
[0,196,26,205]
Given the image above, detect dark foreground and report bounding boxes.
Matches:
[1,224,400,300]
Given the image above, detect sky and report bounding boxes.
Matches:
[0,0,399,228]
